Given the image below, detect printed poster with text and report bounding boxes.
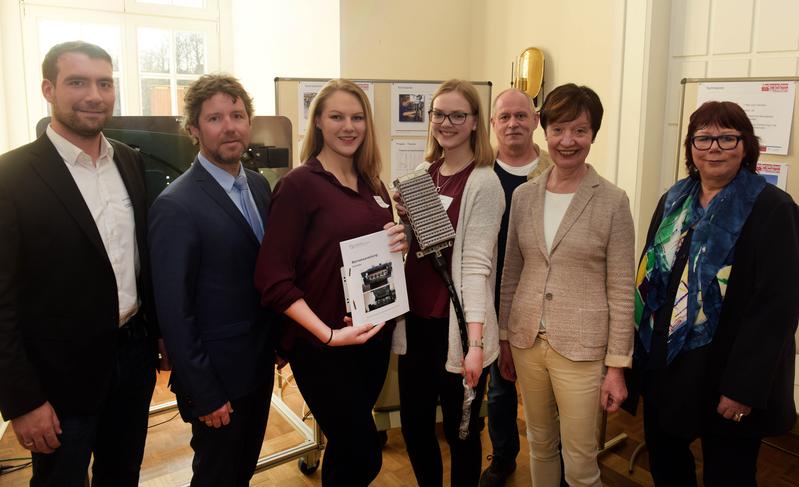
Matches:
[697,81,796,155]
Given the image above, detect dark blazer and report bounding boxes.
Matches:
[0,134,158,420]
[148,159,275,420]
[625,184,799,438]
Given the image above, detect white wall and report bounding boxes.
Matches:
[0,2,30,153]
[339,0,471,80]
[230,0,340,116]
[660,0,799,193]
[469,0,627,183]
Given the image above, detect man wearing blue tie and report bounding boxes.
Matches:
[148,74,275,487]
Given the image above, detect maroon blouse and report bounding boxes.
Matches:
[255,158,394,350]
[405,159,475,318]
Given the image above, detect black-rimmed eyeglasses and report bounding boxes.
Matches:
[429,110,472,125]
[691,134,743,151]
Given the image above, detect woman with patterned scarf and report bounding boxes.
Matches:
[624,101,799,487]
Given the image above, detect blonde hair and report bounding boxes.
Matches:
[300,79,382,193]
[424,79,493,167]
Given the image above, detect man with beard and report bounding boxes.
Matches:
[480,88,553,487]
[0,41,166,486]
[148,74,275,486]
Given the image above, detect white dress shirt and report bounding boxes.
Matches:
[46,125,139,325]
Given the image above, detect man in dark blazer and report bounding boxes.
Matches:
[0,41,166,486]
[148,74,275,487]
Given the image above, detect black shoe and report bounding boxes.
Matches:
[479,455,516,487]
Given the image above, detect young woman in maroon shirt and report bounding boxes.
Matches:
[255,79,406,486]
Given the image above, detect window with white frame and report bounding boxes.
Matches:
[137,27,207,116]
[21,1,220,132]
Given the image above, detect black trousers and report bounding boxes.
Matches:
[643,394,762,487]
[191,374,275,487]
[31,320,156,487]
[398,313,488,487]
[289,333,391,487]
[188,376,273,487]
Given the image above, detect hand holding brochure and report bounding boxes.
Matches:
[340,229,409,326]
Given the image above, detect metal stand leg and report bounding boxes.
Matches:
[148,368,326,486]
[598,409,628,455]
[629,441,647,473]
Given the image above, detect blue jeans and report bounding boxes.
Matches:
[30,326,156,487]
[485,359,520,463]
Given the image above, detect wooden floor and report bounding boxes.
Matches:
[1,368,798,486]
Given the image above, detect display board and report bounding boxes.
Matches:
[677,77,799,201]
[275,77,492,187]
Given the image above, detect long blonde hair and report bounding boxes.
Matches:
[300,79,382,193]
[424,79,493,167]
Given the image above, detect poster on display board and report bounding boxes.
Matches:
[756,161,789,191]
[390,82,439,136]
[298,81,375,135]
[696,81,796,155]
[390,139,427,182]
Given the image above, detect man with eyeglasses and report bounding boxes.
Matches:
[479,88,553,487]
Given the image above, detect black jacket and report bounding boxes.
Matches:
[0,135,158,419]
[625,183,799,438]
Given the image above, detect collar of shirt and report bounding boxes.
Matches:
[307,157,367,196]
[495,157,539,177]
[46,124,114,168]
[197,152,244,192]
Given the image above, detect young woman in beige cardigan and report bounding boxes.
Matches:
[498,84,635,487]
[393,79,504,487]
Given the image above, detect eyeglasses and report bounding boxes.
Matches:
[429,110,472,125]
[691,134,743,151]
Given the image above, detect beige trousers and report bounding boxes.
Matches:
[512,338,603,487]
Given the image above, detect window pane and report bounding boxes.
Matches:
[141,78,172,115]
[114,77,122,116]
[176,79,195,115]
[136,0,204,6]
[175,32,206,75]
[173,0,204,7]
[138,28,170,74]
[38,20,122,71]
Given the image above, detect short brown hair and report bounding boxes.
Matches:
[684,101,759,179]
[42,41,113,83]
[183,74,254,144]
[425,79,494,167]
[539,83,603,141]
[300,79,382,194]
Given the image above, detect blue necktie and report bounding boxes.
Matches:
[234,175,264,242]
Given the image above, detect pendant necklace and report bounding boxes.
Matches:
[435,158,473,193]
[435,168,452,193]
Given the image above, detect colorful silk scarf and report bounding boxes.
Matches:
[634,169,766,364]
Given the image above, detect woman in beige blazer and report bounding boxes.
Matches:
[498,84,635,487]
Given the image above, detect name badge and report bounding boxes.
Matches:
[373,195,390,208]
[439,194,453,211]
